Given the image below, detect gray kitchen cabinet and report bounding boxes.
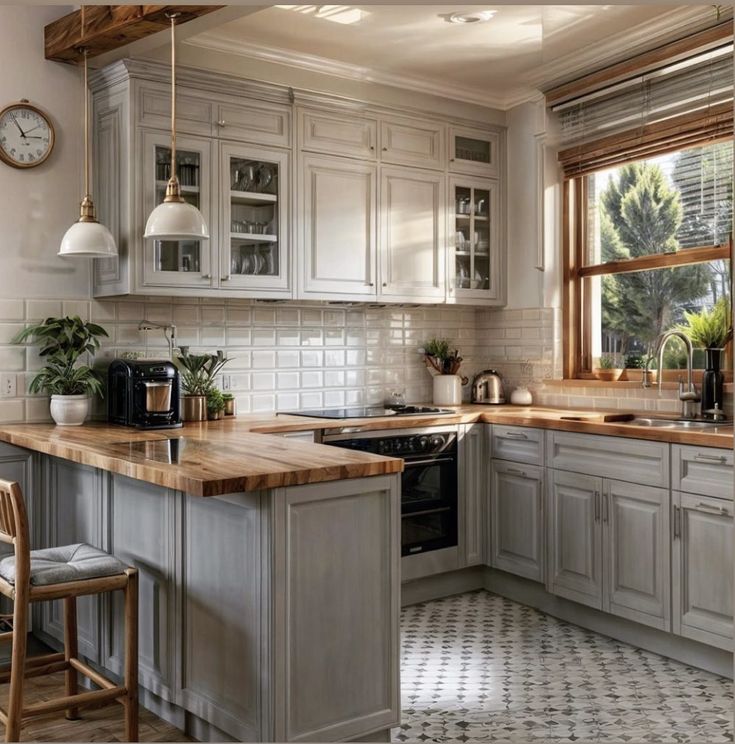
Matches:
[672,490,733,651]
[492,425,544,466]
[103,475,179,703]
[35,457,105,662]
[379,116,445,170]
[489,459,544,583]
[548,469,603,609]
[299,108,378,161]
[459,424,486,567]
[603,479,670,631]
[672,445,733,501]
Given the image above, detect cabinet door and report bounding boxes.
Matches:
[672,491,733,651]
[603,479,670,631]
[299,154,378,298]
[216,99,291,148]
[140,129,215,290]
[379,166,445,301]
[490,460,544,583]
[220,142,291,295]
[448,176,502,305]
[548,470,603,609]
[300,109,377,160]
[449,126,500,178]
[380,118,444,169]
[459,424,486,567]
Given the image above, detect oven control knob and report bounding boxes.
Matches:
[417,436,430,451]
[429,435,445,451]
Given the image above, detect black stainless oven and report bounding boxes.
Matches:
[320,427,458,556]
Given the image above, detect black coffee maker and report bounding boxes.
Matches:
[108,359,182,429]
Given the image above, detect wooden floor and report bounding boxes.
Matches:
[0,671,191,742]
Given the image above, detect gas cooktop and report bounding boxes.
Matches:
[279,406,454,420]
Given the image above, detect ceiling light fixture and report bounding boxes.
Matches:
[144,13,209,242]
[58,48,117,259]
[447,10,496,24]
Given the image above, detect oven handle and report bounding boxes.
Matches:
[402,506,452,519]
[403,457,456,467]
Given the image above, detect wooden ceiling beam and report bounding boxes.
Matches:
[44,5,225,64]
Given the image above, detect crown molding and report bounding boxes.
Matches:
[527,5,731,91]
[183,32,515,111]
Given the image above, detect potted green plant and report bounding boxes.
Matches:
[175,348,230,422]
[222,392,235,416]
[593,354,624,382]
[421,338,468,405]
[623,351,657,384]
[13,316,108,426]
[677,298,732,415]
[206,388,226,421]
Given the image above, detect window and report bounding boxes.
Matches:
[565,139,732,377]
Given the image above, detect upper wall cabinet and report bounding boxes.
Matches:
[449,126,500,178]
[380,117,445,170]
[91,60,505,305]
[299,108,378,161]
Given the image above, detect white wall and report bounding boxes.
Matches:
[0,5,90,300]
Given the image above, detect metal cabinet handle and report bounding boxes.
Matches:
[694,453,727,464]
[202,273,212,280]
[216,119,226,127]
[382,282,387,287]
[696,501,730,516]
[221,275,230,281]
[368,282,374,287]
[603,492,609,523]
[673,505,681,538]
[382,147,388,151]
[594,490,601,522]
[506,467,526,477]
[504,432,528,440]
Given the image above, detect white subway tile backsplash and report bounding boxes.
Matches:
[26,300,62,320]
[0,300,25,321]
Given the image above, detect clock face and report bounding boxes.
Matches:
[0,103,54,169]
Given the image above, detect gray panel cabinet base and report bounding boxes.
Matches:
[28,452,401,743]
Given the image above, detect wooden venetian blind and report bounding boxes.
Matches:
[549,24,734,177]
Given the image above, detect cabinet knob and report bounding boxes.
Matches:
[221,275,230,281]
[382,282,387,287]
[202,273,212,280]
[370,145,375,151]
[216,120,226,127]
[368,282,374,287]
[382,147,388,152]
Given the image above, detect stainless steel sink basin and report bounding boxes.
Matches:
[625,417,727,429]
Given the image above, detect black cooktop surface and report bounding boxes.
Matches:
[279,406,454,420]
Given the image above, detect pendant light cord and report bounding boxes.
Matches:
[170,14,177,183]
[83,47,90,199]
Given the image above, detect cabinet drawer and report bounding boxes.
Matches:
[380,118,444,169]
[138,83,213,136]
[216,100,291,147]
[491,425,543,466]
[546,431,669,488]
[673,445,733,501]
[300,109,377,160]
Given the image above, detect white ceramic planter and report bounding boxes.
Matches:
[49,395,90,426]
[433,375,462,406]
[510,386,533,406]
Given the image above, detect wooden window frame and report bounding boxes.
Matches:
[563,148,733,382]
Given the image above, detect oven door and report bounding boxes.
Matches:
[401,455,457,556]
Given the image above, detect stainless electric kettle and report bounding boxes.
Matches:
[471,369,505,404]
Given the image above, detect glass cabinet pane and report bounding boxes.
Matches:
[153,145,202,274]
[228,154,281,281]
[453,182,493,294]
[455,136,491,165]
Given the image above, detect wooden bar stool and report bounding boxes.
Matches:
[0,478,138,742]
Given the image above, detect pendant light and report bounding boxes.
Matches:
[58,48,117,258]
[144,13,209,241]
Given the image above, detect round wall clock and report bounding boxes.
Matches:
[0,99,55,169]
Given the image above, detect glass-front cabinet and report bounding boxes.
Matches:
[141,130,215,289]
[449,176,501,303]
[449,126,500,178]
[220,143,290,293]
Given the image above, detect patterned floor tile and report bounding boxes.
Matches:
[391,591,733,744]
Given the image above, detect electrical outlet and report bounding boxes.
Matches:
[1,374,16,397]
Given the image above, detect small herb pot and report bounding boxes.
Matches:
[224,398,236,416]
[594,368,624,382]
[182,395,206,422]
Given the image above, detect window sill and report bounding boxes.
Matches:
[542,378,734,393]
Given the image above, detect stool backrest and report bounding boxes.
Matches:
[0,479,31,587]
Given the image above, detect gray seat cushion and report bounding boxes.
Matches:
[0,543,127,586]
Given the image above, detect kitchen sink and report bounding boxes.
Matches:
[623,417,728,429]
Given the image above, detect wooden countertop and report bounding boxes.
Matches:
[0,404,730,496]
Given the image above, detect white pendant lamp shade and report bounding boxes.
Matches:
[145,13,209,242]
[58,49,118,259]
[144,188,210,240]
[59,218,117,258]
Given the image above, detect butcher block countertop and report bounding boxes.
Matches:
[0,404,730,496]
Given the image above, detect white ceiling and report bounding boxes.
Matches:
[184,4,723,109]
